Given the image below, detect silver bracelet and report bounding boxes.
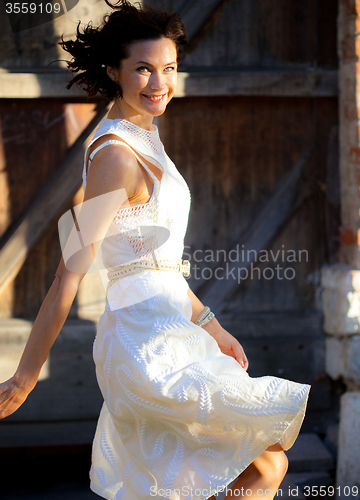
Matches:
[195,306,210,325]
[197,311,215,328]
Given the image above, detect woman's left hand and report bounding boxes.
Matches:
[202,319,249,371]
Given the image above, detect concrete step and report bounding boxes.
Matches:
[1,433,335,499]
[280,474,306,499]
[3,482,98,500]
[291,471,333,489]
[285,433,335,472]
[282,434,335,500]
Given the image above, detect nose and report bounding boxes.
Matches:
[149,71,166,91]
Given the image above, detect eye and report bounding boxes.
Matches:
[136,66,149,72]
[165,66,176,72]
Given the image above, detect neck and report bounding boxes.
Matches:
[107,99,154,132]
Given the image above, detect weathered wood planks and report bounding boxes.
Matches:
[0,102,110,296]
[0,69,338,98]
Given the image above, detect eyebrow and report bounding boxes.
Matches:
[133,61,177,66]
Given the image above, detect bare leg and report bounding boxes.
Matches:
[203,443,288,500]
[223,443,288,500]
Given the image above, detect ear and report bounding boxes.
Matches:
[106,66,118,82]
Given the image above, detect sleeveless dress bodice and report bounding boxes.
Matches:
[84,118,310,500]
[82,118,192,311]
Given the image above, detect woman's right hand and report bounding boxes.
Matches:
[0,376,33,420]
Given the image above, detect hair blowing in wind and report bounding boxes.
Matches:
[57,0,188,101]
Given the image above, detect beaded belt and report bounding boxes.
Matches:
[107,258,191,281]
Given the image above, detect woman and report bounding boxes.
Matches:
[0,1,310,499]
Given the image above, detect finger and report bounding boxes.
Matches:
[239,349,248,370]
[240,347,248,366]
[236,351,247,369]
[233,342,247,369]
[243,355,249,371]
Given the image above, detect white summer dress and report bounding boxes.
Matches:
[82,118,311,500]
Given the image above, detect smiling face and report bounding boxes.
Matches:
[107,37,178,129]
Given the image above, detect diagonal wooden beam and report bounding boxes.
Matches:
[195,146,315,314]
[0,101,111,296]
[181,0,225,42]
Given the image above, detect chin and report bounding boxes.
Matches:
[153,108,167,117]
[146,105,167,117]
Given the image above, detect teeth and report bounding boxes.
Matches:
[144,94,164,100]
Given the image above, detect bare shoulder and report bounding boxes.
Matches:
[84,134,138,201]
[87,133,129,160]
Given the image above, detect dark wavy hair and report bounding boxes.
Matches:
[56,0,188,101]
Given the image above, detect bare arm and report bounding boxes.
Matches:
[187,285,249,370]
[0,144,139,419]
